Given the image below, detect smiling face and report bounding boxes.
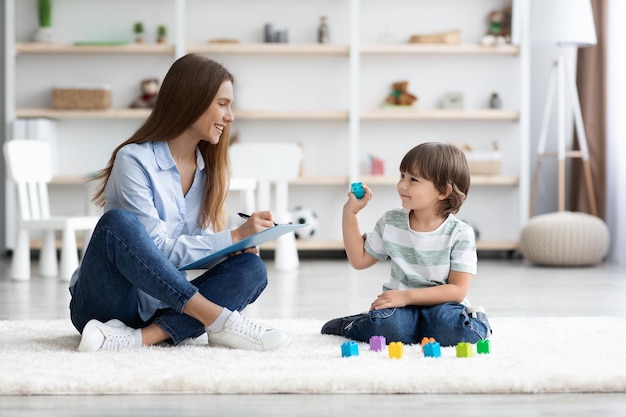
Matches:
[396,169,446,215]
[188,80,234,145]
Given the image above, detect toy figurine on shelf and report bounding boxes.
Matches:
[130,78,159,108]
[384,81,417,106]
[480,6,512,46]
[318,16,330,44]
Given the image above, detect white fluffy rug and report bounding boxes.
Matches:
[1,317,625,395]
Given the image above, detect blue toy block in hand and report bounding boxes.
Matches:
[351,182,365,199]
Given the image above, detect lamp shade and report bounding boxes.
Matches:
[531,0,597,47]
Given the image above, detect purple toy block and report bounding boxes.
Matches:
[369,335,386,352]
[341,341,359,357]
[423,341,441,358]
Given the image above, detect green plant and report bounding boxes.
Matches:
[134,22,144,34]
[38,0,52,27]
[157,25,167,37]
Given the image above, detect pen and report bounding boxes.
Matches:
[237,212,278,226]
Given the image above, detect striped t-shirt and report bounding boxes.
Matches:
[364,209,477,299]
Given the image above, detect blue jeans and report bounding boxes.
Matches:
[69,209,268,345]
[344,303,489,347]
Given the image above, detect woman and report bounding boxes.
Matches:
[69,54,290,352]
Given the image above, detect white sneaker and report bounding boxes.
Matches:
[207,311,291,351]
[78,319,142,352]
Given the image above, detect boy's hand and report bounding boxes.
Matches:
[344,183,373,215]
[369,290,409,311]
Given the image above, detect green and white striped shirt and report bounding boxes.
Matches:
[364,209,477,301]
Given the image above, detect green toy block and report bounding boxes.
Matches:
[477,339,491,354]
[456,342,473,358]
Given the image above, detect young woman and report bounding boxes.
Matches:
[70,54,290,352]
[322,142,491,346]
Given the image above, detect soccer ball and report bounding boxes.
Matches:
[290,206,319,239]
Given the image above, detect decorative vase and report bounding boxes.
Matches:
[34,27,55,43]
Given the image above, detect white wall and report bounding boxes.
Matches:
[606,0,625,264]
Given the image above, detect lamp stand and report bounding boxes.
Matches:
[530,52,598,217]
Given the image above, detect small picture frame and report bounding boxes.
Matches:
[441,92,464,109]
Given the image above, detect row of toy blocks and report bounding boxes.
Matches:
[343,337,490,358]
[456,339,491,357]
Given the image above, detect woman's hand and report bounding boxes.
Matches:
[230,210,274,243]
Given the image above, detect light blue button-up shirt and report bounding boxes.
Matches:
[70,141,233,320]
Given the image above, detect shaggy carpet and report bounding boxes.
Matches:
[1,317,625,395]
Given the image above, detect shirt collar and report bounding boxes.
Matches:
[153,141,205,172]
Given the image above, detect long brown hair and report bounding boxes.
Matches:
[92,54,234,231]
[399,142,471,217]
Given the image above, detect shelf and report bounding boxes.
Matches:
[16,42,175,54]
[186,43,349,56]
[361,109,519,121]
[360,175,519,186]
[235,110,348,121]
[16,108,348,121]
[16,108,151,119]
[361,43,520,56]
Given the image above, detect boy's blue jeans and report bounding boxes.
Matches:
[344,303,490,347]
[69,209,268,345]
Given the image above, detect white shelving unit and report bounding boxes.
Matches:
[4,0,530,253]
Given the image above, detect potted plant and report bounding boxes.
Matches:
[157,25,167,43]
[34,0,54,43]
[134,22,144,43]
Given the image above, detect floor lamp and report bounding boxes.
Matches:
[529,0,598,217]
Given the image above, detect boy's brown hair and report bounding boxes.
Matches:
[399,142,471,217]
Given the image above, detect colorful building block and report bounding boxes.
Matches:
[477,339,491,354]
[351,182,365,199]
[420,336,435,347]
[369,336,386,352]
[456,342,473,358]
[423,341,441,358]
[341,341,359,357]
[388,341,404,359]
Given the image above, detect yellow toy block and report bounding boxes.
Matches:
[388,341,404,359]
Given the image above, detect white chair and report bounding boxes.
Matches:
[3,139,100,281]
[229,142,302,271]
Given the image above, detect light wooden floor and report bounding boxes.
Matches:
[1,253,626,416]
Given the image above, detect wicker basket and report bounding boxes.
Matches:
[409,30,461,44]
[465,151,501,175]
[52,88,111,110]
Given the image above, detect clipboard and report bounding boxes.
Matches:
[179,223,306,271]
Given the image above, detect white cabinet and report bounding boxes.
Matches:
[4,0,529,252]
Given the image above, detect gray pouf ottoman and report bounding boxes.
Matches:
[520,211,610,266]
